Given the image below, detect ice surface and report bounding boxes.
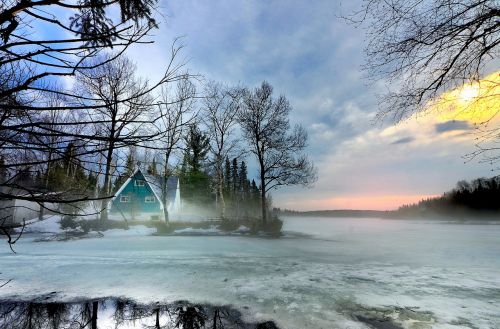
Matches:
[1,217,499,328]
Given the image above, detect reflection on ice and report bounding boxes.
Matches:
[0,297,280,329]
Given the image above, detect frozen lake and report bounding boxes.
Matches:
[1,217,499,328]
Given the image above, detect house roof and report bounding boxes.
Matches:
[112,168,179,208]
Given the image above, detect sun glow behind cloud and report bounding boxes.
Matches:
[277,71,500,211]
[428,71,500,125]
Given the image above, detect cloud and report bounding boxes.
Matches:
[120,1,499,211]
[390,137,414,145]
[435,120,472,133]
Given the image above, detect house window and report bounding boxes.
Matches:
[120,195,130,203]
[135,180,145,187]
[145,195,155,203]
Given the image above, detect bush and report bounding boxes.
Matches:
[218,219,240,232]
[153,221,173,234]
[251,217,283,236]
[79,220,91,234]
[60,216,78,230]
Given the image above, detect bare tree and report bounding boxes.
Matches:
[239,82,317,224]
[202,82,243,219]
[75,54,151,220]
[350,0,499,122]
[0,0,166,247]
[156,77,197,222]
[75,53,185,220]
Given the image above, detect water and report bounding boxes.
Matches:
[1,217,499,328]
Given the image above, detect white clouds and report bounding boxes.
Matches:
[125,0,497,210]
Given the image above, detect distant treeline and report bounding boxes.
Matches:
[394,176,500,218]
[277,176,500,220]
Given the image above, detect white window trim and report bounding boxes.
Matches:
[134,180,145,186]
[120,195,130,203]
[145,195,155,203]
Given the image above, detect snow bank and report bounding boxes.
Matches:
[234,225,251,233]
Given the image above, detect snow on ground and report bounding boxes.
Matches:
[19,215,63,234]
[1,217,500,328]
[173,225,221,235]
[101,225,156,237]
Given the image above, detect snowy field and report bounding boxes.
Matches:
[1,216,500,328]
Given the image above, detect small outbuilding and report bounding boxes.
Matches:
[109,168,180,221]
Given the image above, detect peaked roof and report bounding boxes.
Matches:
[112,168,179,207]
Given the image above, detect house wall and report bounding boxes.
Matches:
[0,199,59,225]
[0,199,16,226]
[110,171,162,220]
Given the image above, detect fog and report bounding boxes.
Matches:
[1,217,499,328]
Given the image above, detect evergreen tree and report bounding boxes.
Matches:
[148,158,158,175]
[113,151,136,192]
[251,180,260,202]
[224,157,231,193]
[184,124,210,173]
[125,152,135,176]
[239,161,249,197]
[62,142,75,174]
[88,172,97,191]
[231,158,239,193]
[180,124,212,206]
[43,143,89,193]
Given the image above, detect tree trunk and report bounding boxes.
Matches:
[99,144,114,220]
[213,308,219,329]
[260,173,267,224]
[155,308,160,329]
[91,301,98,329]
[216,156,226,219]
[38,204,44,221]
[39,153,53,221]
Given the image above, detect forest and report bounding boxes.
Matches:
[395,176,500,218]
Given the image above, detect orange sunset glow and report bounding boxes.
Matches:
[279,72,500,212]
[280,194,441,211]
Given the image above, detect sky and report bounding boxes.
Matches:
[124,0,499,211]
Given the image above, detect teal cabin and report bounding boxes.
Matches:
[109,168,180,221]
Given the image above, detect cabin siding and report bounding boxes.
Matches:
[110,171,162,219]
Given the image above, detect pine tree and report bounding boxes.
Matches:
[180,124,212,206]
[231,158,239,193]
[113,151,136,192]
[61,143,76,177]
[184,124,210,173]
[125,152,135,176]
[224,157,231,193]
[148,157,158,175]
[239,161,250,198]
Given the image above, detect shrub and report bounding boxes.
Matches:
[218,219,240,232]
[60,216,78,230]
